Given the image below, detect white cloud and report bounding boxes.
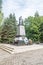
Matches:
[3,0,43,20]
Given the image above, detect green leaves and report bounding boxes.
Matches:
[0,11,3,25]
[1,13,17,43]
[24,11,43,42]
[39,22,43,42]
[0,0,2,11]
[34,11,39,17]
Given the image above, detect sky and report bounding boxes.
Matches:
[2,0,43,20]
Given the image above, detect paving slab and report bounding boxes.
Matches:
[0,43,43,65]
[0,49,10,62]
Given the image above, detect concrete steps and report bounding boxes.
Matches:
[0,45,14,54]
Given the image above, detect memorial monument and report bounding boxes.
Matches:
[17,16,25,36]
[14,16,28,45]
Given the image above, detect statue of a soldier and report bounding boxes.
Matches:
[19,16,23,25]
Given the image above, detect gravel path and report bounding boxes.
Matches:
[1,48,43,65]
[13,49,43,65]
[0,44,43,65]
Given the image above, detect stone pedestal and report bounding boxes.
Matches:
[17,25,25,36]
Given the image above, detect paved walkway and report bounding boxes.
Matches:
[0,43,43,53]
[0,49,10,62]
[0,43,43,65]
[14,44,43,53]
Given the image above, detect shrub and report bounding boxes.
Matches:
[36,41,40,44]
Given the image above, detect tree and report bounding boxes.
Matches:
[0,11,3,24]
[0,0,3,24]
[39,22,43,42]
[0,0,3,42]
[24,16,34,39]
[1,13,17,43]
[34,11,39,17]
[24,12,40,42]
[0,0,2,11]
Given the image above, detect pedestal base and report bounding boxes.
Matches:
[14,37,28,45]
